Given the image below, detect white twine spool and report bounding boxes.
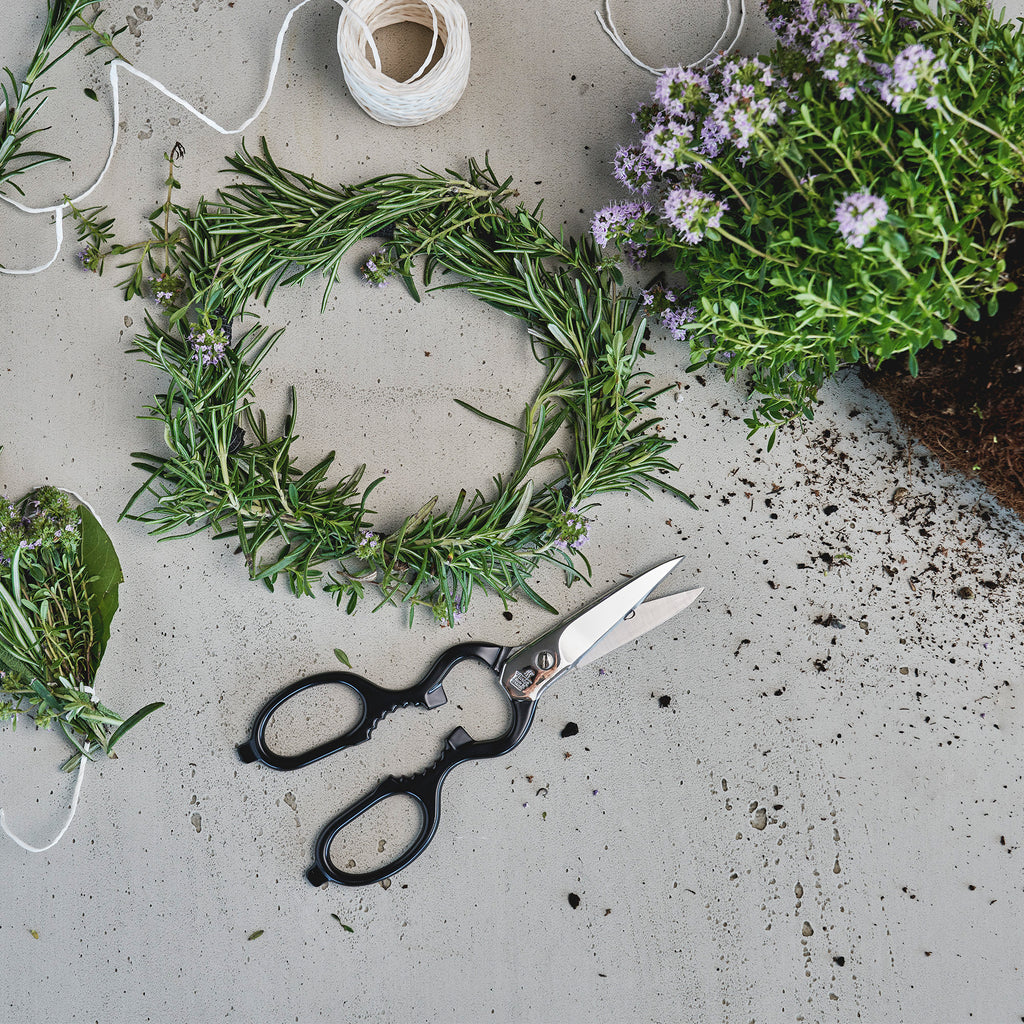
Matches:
[0,0,471,275]
[338,0,471,127]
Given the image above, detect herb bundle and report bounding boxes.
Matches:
[592,0,1024,442]
[0,476,161,770]
[94,142,691,623]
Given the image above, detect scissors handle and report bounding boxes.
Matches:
[238,642,506,771]
[306,698,537,886]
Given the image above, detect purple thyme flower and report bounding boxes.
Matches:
[552,507,589,551]
[833,191,889,248]
[769,0,875,98]
[188,326,228,367]
[355,529,381,560]
[653,67,710,121]
[878,44,947,112]
[621,241,650,268]
[663,187,727,245]
[641,286,698,341]
[360,247,399,287]
[641,285,677,308]
[613,145,657,194]
[703,56,789,151]
[659,304,700,342]
[642,117,695,172]
[591,201,650,248]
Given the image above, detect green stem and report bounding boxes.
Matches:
[941,95,1024,162]
[717,226,797,267]
[692,156,752,213]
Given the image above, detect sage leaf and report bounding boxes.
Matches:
[79,505,123,665]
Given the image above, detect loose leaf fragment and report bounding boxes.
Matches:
[333,649,351,668]
[247,930,264,941]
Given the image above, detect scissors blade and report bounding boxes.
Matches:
[576,587,703,668]
[557,556,686,668]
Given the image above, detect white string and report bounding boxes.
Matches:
[0,491,103,853]
[0,0,471,275]
[595,0,746,76]
[0,758,88,853]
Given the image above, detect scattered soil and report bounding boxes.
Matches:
[864,236,1024,522]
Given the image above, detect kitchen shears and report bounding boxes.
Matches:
[238,556,702,887]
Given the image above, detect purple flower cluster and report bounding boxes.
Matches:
[613,145,656,194]
[642,117,695,172]
[833,191,889,248]
[360,247,399,287]
[150,272,183,313]
[653,68,711,120]
[591,201,651,248]
[768,0,873,100]
[551,507,589,551]
[878,44,947,112]
[354,529,381,560]
[767,3,948,109]
[642,286,699,342]
[188,325,229,367]
[595,50,790,255]
[708,57,788,151]
[76,247,101,273]
[663,187,727,245]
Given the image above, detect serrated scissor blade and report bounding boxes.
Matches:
[557,557,688,667]
[576,587,703,668]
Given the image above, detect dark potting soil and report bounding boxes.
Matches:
[863,239,1024,522]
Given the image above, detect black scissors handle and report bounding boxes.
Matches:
[306,698,537,887]
[238,642,505,771]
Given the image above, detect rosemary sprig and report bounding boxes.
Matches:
[122,141,692,623]
[0,2,125,198]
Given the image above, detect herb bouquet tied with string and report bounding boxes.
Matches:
[81,143,692,625]
[0,473,162,772]
[593,0,1024,456]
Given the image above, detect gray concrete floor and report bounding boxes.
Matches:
[1,1,1022,1021]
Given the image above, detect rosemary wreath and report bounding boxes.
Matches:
[93,141,690,623]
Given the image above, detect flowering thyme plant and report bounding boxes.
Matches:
[594,0,1024,439]
[0,471,161,770]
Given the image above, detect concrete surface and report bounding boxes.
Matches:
[1,1,1022,1021]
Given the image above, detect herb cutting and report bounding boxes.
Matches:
[86,141,691,623]
[0,469,162,849]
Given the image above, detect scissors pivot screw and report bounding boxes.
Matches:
[534,651,557,671]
